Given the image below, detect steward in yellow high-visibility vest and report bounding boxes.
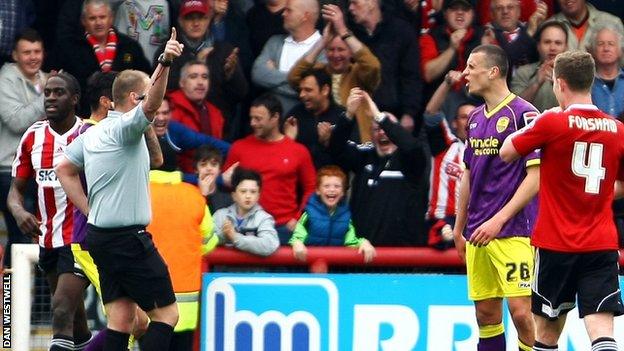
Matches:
[147,170,218,349]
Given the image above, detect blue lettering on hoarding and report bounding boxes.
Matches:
[204,277,337,351]
[201,274,624,351]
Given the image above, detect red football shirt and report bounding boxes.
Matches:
[511,104,624,252]
[12,119,82,249]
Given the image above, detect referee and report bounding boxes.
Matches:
[56,29,183,350]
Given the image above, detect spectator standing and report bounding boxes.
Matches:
[288,4,381,143]
[481,0,545,72]
[550,0,623,52]
[156,0,249,125]
[209,0,253,73]
[476,0,554,26]
[350,0,423,131]
[55,0,151,116]
[212,168,280,256]
[420,0,482,85]
[284,68,347,169]
[114,0,171,64]
[330,88,428,246]
[587,0,624,20]
[0,29,46,267]
[223,94,316,244]
[246,0,287,59]
[252,0,322,114]
[0,0,35,66]
[152,97,230,172]
[511,21,568,111]
[590,25,624,119]
[423,70,474,249]
[167,60,226,172]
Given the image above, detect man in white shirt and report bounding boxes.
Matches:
[252,0,322,113]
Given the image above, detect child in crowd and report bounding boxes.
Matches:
[194,144,233,213]
[289,165,376,262]
[212,168,280,256]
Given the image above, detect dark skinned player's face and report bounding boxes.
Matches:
[44,77,77,122]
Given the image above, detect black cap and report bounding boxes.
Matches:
[444,0,473,10]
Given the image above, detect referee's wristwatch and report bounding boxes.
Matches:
[157,53,172,67]
[374,111,387,123]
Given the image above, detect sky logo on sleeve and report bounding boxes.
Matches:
[203,277,339,351]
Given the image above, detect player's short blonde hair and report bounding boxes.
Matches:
[112,70,149,106]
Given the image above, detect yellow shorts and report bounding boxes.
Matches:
[466,237,533,301]
[71,243,138,346]
[71,243,102,299]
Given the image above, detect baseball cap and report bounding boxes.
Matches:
[180,0,209,17]
[444,0,473,10]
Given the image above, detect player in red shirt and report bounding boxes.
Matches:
[7,72,92,351]
[501,50,624,351]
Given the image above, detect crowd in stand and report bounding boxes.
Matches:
[2,0,624,268]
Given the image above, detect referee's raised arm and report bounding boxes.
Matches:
[142,27,184,120]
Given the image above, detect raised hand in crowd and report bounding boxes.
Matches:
[403,0,420,13]
[537,59,554,84]
[283,116,298,140]
[222,161,240,187]
[321,4,349,37]
[527,1,548,37]
[444,70,465,86]
[197,47,214,63]
[481,26,496,45]
[450,29,468,50]
[317,122,332,147]
[224,47,240,79]
[213,0,229,24]
[346,87,367,118]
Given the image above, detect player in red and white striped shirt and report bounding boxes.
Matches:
[7,72,92,351]
[12,119,78,248]
[424,70,474,248]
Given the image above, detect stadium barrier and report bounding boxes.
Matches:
[7,244,624,350]
[203,246,465,273]
[201,247,624,351]
[204,246,624,272]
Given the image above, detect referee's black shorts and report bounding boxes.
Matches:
[86,224,176,312]
[532,248,624,320]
